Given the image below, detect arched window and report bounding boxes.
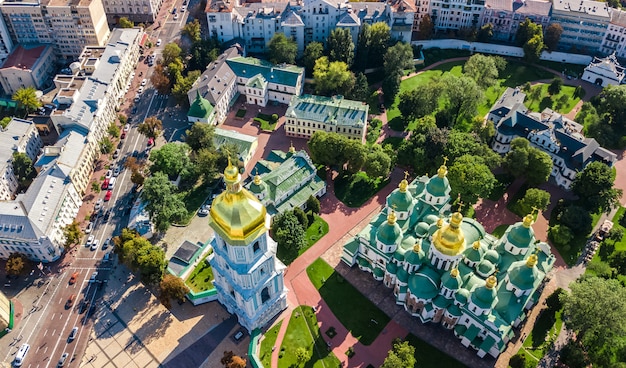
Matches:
[261,287,270,304]
[253,241,260,253]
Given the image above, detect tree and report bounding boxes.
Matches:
[306,195,321,214]
[463,54,505,89]
[572,161,622,212]
[348,72,369,102]
[363,145,392,178]
[302,42,324,76]
[221,351,246,368]
[13,87,41,115]
[597,84,626,130]
[548,77,563,95]
[162,43,182,66]
[561,277,626,366]
[294,347,311,366]
[292,207,309,229]
[384,42,414,77]
[131,170,145,186]
[150,143,191,179]
[327,28,354,66]
[268,33,297,64]
[609,250,626,274]
[509,353,526,368]
[5,253,26,276]
[476,23,493,42]
[188,38,221,72]
[523,34,544,62]
[380,339,416,368]
[108,123,120,138]
[368,22,391,67]
[272,211,306,251]
[548,224,574,248]
[12,152,35,184]
[159,274,190,308]
[526,148,553,186]
[444,130,501,169]
[182,19,201,43]
[503,138,551,186]
[142,172,188,232]
[151,64,171,94]
[545,23,563,51]
[447,154,497,205]
[558,205,592,236]
[440,74,484,124]
[118,17,134,28]
[308,131,347,167]
[135,243,167,284]
[398,84,440,123]
[417,15,434,40]
[172,70,201,105]
[62,221,83,249]
[517,188,551,215]
[343,139,367,175]
[100,137,114,154]
[313,57,355,96]
[138,116,163,139]
[0,117,10,129]
[516,18,543,46]
[354,23,371,71]
[186,123,216,152]
[194,148,220,183]
[382,73,402,103]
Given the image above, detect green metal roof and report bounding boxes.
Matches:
[506,222,535,248]
[408,267,441,300]
[227,57,303,87]
[246,74,268,89]
[377,221,403,246]
[387,189,414,212]
[426,176,449,197]
[188,90,214,118]
[286,94,369,127]
[386,261,398,274]
[471,284,498,310]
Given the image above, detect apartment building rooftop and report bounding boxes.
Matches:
[514,0,552,16]
[0,118,36,163]
[47,0,92,7]
[1,44,49,71]
[188,45,242,105]
[35,130,87,170]
[237,2,288,18]
[610,7,626,27]
[552,0,610,17]
[286,94,369,127]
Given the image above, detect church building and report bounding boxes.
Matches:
[341,160,556,358]
[208,161,288,332]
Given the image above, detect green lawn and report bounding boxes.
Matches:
[260,321,282,368]
[278,305,341,368]
[307,258,389,345]
[254,113,278,131]
[404,334,466,368]
[184,255,214,293]
[334,172,390,208]
[175,183,212,225]
[523,84,581,114]
[235,109,247,118]
[521,308,563,366]
[387,59,558,132]
[277,215,329,265]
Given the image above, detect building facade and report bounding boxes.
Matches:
[208,161,288,332]
[600,8,626,58]
[421,0,486,31]
[0,118,43,201]
[284,94,369,143]
[0,0,110,59]
[480,0,551,41]
[0,44,55,95]
[247,147,326,215]
[102,0,163,24]
[550,0,610,53]
[581,53,625,86]
[341,164,555,359]
[489,88,616,189]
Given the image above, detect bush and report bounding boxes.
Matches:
[271,113,279,123]
[509,353,526,368]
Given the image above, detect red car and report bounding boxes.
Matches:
[121,131,126,139]
[147,137,154,147]
[102,178,109,190]
[104,190,113,201]
[69,271,79,285]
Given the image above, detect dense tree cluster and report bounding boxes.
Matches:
[516,19,544,62]
[113,228,167,284]
[380,339,416,368]
[503,138,552,186]
[158,274,190,308]
[62,221,83,249]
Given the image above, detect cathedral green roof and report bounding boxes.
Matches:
[373,267,384,278]
[442,272,461,290]
[415,222,430,238]
[377,220,403,245]
[506,222,535,248]
[455,288,470,305]
[426,176,449,197]
[188,90,214,118]
[404,247,425,265]
[508,260,541,290]
[447,304,462,316]
[471,284,498,310]
[386,261,398,274]
[433,294,452,309]
[397,268,409,283]
[388,189,414,212]
[408,267,441,300]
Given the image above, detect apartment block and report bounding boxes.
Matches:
[422,0,486,31]
[0,163,81,263]
[600,8,626,57]
[0,44,55,95]
[284,94,369,143]
[0,118,42,201]
[0,0,110,59]
[50,28,140,194]
[481,0,551,41]
[550,0,610,53]
[102,0,163,24]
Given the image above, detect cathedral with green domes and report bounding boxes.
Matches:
[341,161,556,359]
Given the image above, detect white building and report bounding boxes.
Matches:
[50,28,141,194]
[422,0,486,31]
[0,44,56,95]
[102,0,163,23]
[480,0,551,42]
[550,0,610,53]
[0,163,82,263]
[600,8,626,58]
[0,118,42,201]
[581,53,625,87]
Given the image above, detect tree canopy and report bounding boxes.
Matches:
[313,57,355,96]
[63,221,83,249]
[572,161,622,212]
[302,42,324,76]
[463,54,506,89]
[380,339,416,368]
[327,28,354,66]
[268,33,297,64]
[440,74,484,125]
[448,154,497,205]
[182,19,202,43]
[118,17,134,28]
[150,142,191,179]
[12,152,35,184]
[141,172,188,232]
[545,23,563,51]
[272,211,306,251]
[13,87,41,115]
[398,84,441,125]
[159,274,190,308]
[114,229,167,284]
[503,138,552,186]
[138,116,163,139]
[186,123,216,152]
[368,22,391,67]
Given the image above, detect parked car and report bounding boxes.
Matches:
[138,86,144,94]
[103,252,111,263]
[105,170,113,179]
[121,131,126,139]
[104,190,112,201]
[147,137,154,147]
[113,166,121,176]
[90,239,100,251]
[157,38,162,46]
[181,5,186,11]
[85,222,94,234]
[198,204,210,216]
[69,272,79,284]
[68,327,78,342]
[103,210,111,222]
[174,13,179,20]
[86,235,95,247]
[95,198,103,211]
[101,178,109,190]
[134,96,141,103]
[141,78,147,86]
[102,238,111,250]
[65,294,75,309]
[113,149,120,159]
[89,271,98,283]
[124,124,130,132]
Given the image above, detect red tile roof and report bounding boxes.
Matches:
[1,44,48,71]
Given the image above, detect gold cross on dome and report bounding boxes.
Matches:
[457,201,465,213]
[442,156,449,166]
[404,171,409,180]
[531,206,539,215]
[391,204,398,211]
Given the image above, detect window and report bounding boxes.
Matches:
[261,287,270,303]
[253,241,260,253]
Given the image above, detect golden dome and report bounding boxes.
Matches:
[526,254,538,268]
[288,141,296,154]
[450,268,459,278]
[253,174,262,185]
[432,212,465,256]
[437,164,448,178]
[209,164,268,246]
[472,240,481,250]
[486,275,497,289]
[413,239,422,253]
[387,210,397,225]
[522,213,534,228]
[399,179,409,193]
[436,217,444,228]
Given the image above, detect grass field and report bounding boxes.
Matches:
[278,306,341,368]
[523,84,581,114]
[260,321,282,368]
[404,334,466,368]
[277,215,329,265]
[307,258,389,345]
[184,255,214,293]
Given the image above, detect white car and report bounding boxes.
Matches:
[86,235,95,247]
[90,239,100,251]
[134,96,141,103]
[198,204,210,216]
[85,221,94,234]
[95,198,103,211]
[174,13,179,20]
[181,5,186,11]
[124,124,130,132]
[105,170,112,179]
[141,79,147,87]
[156,39,162,47]
[113,166,121,177]
[137,86,144,94]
